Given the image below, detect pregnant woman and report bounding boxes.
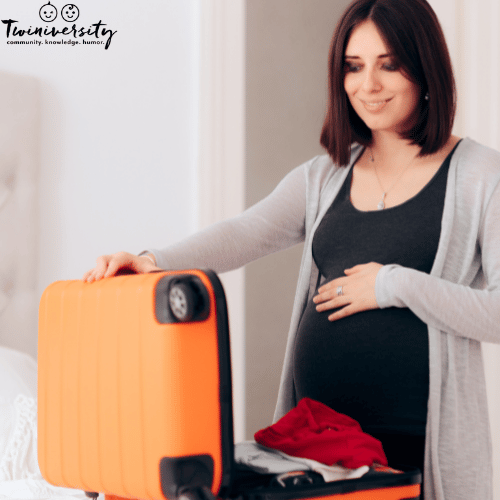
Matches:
[84,1,500,499]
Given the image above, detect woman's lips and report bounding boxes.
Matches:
[360,97,392,112]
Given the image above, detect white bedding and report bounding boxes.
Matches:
[0,346,95,500]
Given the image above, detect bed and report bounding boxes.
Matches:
[0,345,92,500]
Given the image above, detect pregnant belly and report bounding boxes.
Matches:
[292,297,429,434]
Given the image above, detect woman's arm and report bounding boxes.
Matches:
[375,266,500,343]
[147,163,307,273]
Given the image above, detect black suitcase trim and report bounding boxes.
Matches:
[203,269,235,496]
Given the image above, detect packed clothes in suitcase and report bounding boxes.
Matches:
[38,270,421,500]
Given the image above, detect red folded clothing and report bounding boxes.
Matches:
[254,398,387,469]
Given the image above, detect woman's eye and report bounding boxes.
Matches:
[382,62,399,71]
[344,63,361,73]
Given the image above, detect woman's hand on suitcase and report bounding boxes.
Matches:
[82,252,161,282]
[313,262,383,321]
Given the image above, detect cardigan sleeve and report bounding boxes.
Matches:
[146,162,308,273]
[375,179,500,344]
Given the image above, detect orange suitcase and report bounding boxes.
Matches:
[38,270,421,500]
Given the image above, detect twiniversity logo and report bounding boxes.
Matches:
[2,2,117,49]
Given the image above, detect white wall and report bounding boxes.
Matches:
[197,0,246,442]
[0,0,200,357]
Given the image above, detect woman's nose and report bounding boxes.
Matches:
[361,70,382,92]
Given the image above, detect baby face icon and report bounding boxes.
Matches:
[61,4,80,22]
[39,2,57,22]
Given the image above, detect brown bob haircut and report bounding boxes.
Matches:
[320,0,457,166]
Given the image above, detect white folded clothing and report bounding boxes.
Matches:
[234,441,369,483]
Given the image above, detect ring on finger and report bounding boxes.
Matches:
[336,285,343,296]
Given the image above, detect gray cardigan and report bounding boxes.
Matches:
[150,137,500,500]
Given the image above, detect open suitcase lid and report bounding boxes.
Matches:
[156,269,236,500]
[38,270,236,500]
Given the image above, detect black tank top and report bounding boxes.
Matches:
[292,142,459,436]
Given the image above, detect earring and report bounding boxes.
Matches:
[425,92,430,101]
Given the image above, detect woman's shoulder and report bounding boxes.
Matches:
[453,138,500,210]
[455,137,500,178]
[303,143,362,183]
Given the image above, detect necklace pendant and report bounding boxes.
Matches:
[377,192,386,210]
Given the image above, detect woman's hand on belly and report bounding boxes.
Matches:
[313,262,383,321]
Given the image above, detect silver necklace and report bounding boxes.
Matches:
[369,147,417,210]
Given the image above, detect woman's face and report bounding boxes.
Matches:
[343,20,421,135]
